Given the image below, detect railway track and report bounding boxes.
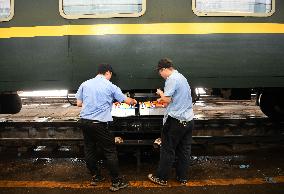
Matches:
[1,117,283,148]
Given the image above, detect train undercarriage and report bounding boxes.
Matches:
[1,88,284,121]
[1,90,284,169]
[1,96,283,157]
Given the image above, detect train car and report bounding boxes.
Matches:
[0,0,284,119]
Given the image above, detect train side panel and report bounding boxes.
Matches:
[0,0,284,91]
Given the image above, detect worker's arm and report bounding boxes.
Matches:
[156,89,172,104]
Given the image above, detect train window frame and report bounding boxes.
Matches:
[59,0,146,19]
[192,0,275,17]
[0,0,14,22]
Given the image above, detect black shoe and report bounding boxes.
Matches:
[109,179,129,192]
[90,175,105,186]
[176,177,188,185]
[148,174,167,186]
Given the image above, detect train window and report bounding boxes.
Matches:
[0,0,14,22]
[59,0,146,19]
[192,0,275,17]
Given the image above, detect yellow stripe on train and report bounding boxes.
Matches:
[1,23,284,38]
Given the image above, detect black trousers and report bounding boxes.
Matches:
[157,116,194,181]
[79,118,120,183]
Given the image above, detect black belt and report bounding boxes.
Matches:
[79,118,108,125]
[168,116,190,125]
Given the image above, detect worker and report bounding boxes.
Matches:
[76,63,137,191]
[148,58,194,186]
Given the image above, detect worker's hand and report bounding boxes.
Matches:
[157,98,169,107]
[131,99,137,105]
[115,137,124,144]
[76,100,83,107]
[124,97,137,106]
[156,88,164,96]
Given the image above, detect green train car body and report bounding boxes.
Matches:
[0,0,284,117]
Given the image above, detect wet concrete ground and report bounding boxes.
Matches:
[0,148,283,194]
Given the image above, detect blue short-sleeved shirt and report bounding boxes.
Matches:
[163,70,194,124]
[75,75,126,122]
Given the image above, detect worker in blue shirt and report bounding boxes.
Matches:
[148,58,194,186]
[76,63,137,191]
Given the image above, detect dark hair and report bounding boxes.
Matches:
[97,63,114,75]
[157,58,174,71]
